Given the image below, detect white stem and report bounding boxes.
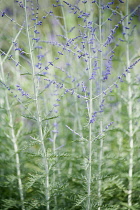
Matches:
[98,1,103,209]
[24,1,49,209]
[0,55,25,210]
[126,1,134,208]
[87,59,92,210]
[87,24,93,210]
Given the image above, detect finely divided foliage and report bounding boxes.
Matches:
[0,0,140,209]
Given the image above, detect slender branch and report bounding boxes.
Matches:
[87,4,93,209]
[97,1,104,209]
[24,1,50,209]
[0,55,25,210]
[126,1,134,208]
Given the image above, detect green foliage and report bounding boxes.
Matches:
[0,0,140,209]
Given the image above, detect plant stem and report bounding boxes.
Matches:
[24,1,50,209]
[87,24,93,210]
[87,57,92,210]
[60,0,68,39]
[0,55,25,210]
[126,1,134,208]
[98,1,103,209]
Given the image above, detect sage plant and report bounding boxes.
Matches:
[0,0,140,209]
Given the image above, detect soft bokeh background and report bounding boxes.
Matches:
[0,1,140,209]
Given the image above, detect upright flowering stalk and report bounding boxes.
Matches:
[86,3,93,209]
[98,0,103,208]
[87,43,93,210]
[0,55,25,210]
[60,1,86,176]
[125,1,134,208]
[24,1,50,209]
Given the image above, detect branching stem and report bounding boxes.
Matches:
[24,1,50,209]
[98,1,103,209]
[126,1,134,208]
[0,55,25,210]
